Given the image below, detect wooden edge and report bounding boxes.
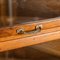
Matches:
[0,26,60,42]
[0,17,60,30]
[0,30,60,52]
[0,18,60,38]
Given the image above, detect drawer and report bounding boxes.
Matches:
[0,17,60,52]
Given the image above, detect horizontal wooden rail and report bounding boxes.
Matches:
[0,17,60,52]
[0,17,60,39]
[0,27,60,52]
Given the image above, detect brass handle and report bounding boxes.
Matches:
[16,25,42,34]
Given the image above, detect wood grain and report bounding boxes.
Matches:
[0,17,60,39]
[0,18,60,52]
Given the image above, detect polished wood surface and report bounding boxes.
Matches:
[0,18,60,52]
[0,17,60,40]
[0,27,60,52]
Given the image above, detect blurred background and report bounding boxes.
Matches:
[0,0,60,60]
[1,0,60,27]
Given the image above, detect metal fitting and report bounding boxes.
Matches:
[16,29,25,34]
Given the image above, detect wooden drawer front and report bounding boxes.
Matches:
[0,17,60,52]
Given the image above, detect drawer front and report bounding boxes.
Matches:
[0,17,60,52]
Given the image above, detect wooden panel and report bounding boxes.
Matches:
[0,17,60,52]
[0,26,60,52]
[0,17,60,39]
